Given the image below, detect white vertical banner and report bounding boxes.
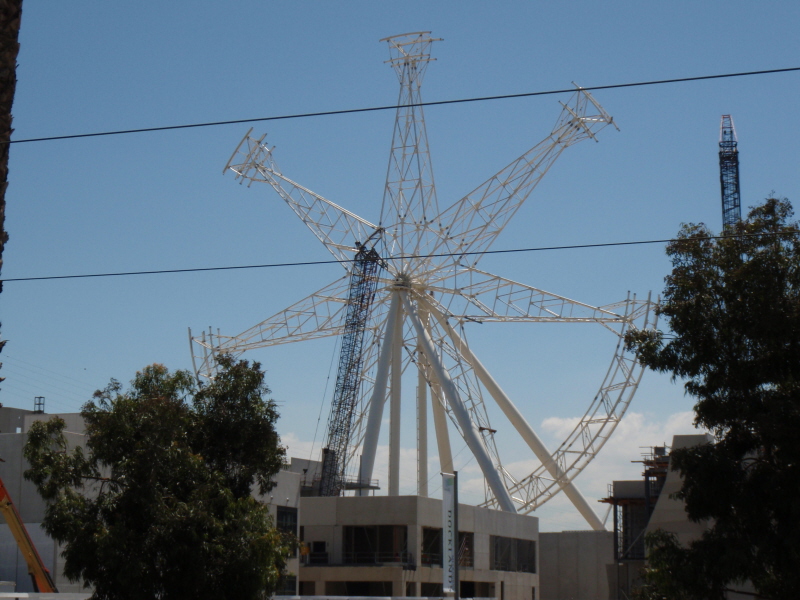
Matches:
[442,472,457,596]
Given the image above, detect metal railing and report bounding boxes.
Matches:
[343,551,413,565]
[302,551,414,566]
[302,551,329,565]
[420,552,474,568]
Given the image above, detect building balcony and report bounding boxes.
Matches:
[301,551,415,567]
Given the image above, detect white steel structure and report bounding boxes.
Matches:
[190,32,657,530]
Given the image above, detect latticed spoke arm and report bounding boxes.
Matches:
[191,276,357,379]
[425,268,629,324]
[226,130,383,265]
[429,89,617,266]
[478,292,658,514]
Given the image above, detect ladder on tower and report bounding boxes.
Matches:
[719,115,742,229]
[319,235,385,497]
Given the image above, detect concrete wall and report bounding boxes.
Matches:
[287,456,323,485]
[539,530,614,600]
[24,412,86,435]
[0,408,33,435]
[0,430,88,593]
[645,434,713,547]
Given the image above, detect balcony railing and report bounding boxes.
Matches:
[421,552,474,568]
[303,552,329,565]
[343,551,414,565]
[302,551,414,566]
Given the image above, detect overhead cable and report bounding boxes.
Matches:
[6,66,800,145]
[3,231,797,284]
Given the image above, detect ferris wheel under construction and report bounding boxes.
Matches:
[190,32,657,530]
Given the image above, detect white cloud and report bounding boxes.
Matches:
[535,410,704,531]
[280,431,321,464]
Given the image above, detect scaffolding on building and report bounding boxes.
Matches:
[599,446,670,562]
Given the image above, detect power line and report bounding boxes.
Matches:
[7,66,800,145]
[3,231,796,284]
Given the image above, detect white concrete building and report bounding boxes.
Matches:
[297,495,538,600]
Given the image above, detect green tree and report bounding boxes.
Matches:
[626,198,800,599]
[24,356,293,600]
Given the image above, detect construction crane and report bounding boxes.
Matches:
[719,115,742,229]
[319,233,385,497]
[0,474,58,592]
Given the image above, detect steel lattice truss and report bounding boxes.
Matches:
[190,32,657,528]
[319,245,383,497]
[719,114,742,229]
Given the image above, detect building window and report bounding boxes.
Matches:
[421,527,442,566]
[305,540,328,564]
[326,581,393,596]
[458,531,474,568]
[277,574,297,595]
[343,525,409,564]
[276,505,298,557]
[621,504,648,560]
[460,582,493,598]
[421,583,443,596]
[276,505,298,534]
[490,536,536,574]
[421,528,473,567]
[299,581,315,595]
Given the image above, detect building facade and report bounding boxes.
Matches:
[298,495,538,600]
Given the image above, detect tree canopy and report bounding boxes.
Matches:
[24,356,292,600]
[626,198,800,599]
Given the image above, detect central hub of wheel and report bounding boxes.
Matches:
[392,273,413,289]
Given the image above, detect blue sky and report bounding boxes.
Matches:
[2,2,799,530]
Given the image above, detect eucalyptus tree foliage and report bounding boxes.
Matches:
[626,198,800,600]
[24,357,292,600]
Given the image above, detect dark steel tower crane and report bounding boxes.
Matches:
[319,234,384,497]
[719,115,742,229]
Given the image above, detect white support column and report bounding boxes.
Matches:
[389,298,403,496]
[431,377,454,475]
[401,291,517,513]
[425,298,605,530]
[417,306,429,497]
[359,292,401,494]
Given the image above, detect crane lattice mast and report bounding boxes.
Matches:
[719,115,742,229]
[319,239,384,496]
